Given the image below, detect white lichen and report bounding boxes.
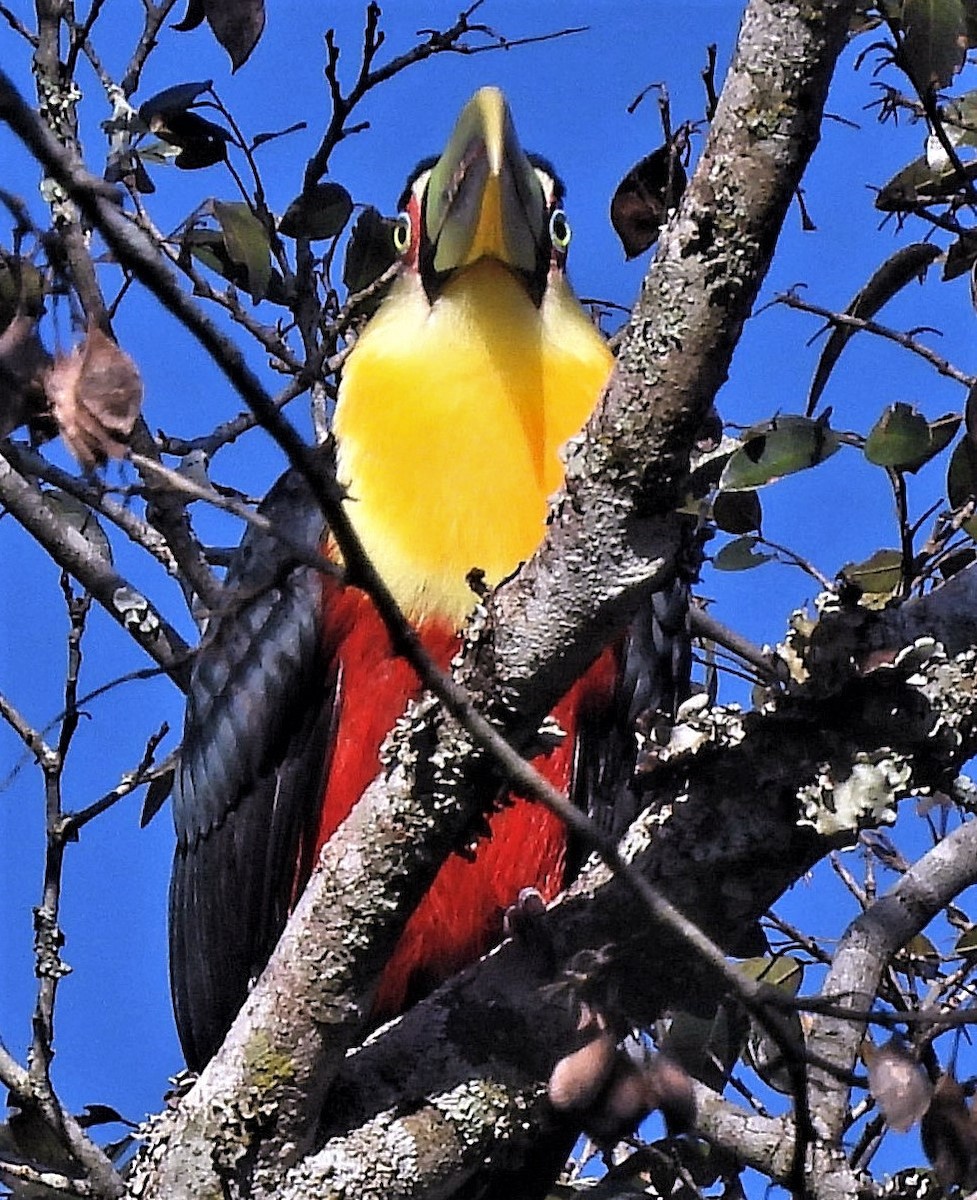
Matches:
[798,751,912,838]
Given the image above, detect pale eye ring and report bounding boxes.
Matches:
[549,209,571,249]
[393,211,412,254]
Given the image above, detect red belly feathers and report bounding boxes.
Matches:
[310,577,616,1018]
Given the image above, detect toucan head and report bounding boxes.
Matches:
[393,87,571,307]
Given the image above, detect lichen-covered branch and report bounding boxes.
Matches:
[0,448,191,688]
[127,3,866,1196]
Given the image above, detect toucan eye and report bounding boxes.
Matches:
[393,212,412,254]
[549,209,571,249]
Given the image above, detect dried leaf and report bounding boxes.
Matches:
[610,142,687,259]
[0,313,53,438]
[864,1037,933,1132]
[202,0,265,70]
[46,325,142,469]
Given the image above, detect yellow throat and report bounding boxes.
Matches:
[335,259,613,626]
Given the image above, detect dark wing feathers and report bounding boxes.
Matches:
[170,467,333,1070]
[571,570,694,857]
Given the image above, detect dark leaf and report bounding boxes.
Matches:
[279,182,353,240]
[839,548,903,595]
[900,0,968,88]
[863,1038,932,1132]
[77,1104,131,1129]
[147,109,231,171]
[213,200,272,302]
[251,120,307,151]
[659,1005,748,1092]
[343,206,399,311]
[921,1073,977,1190]
[938,544,976,577]
[610,142,687,260]
[171,0,206,32]
[202,0,265,70]
[947,437,977,535]
[712,488,762,534]
[807,243,941,414]
[137,80,212,123]
[141,761,176,827]
[966,380,977,446]
[174,138,228,171]
[720,415,840,490]
[943,230,977,280]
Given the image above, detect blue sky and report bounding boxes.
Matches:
[1,0,974,1182]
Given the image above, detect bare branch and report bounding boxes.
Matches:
[0,447,192,688]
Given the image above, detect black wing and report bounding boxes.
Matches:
[169,467,335,1070]
[571,572,694,860]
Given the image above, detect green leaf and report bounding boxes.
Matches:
[807,244,941,415]
[720,415,840,491]
[840,548,903,594]
[713,488,762,534]
[713,536,775,572]
[875,153,977,211]
[212,201,272,302]
[900,0,967,88]
[898,933,941,977]
[917,412,964,469]
[738,954,805,996]
[864,402,932,467]
[279,183,353,240]
[954,925,977,954]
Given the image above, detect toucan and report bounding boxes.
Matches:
[169,87,690,1073]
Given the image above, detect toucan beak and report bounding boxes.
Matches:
[423,87,547,283]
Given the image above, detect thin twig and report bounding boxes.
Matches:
[777,290,976,389]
